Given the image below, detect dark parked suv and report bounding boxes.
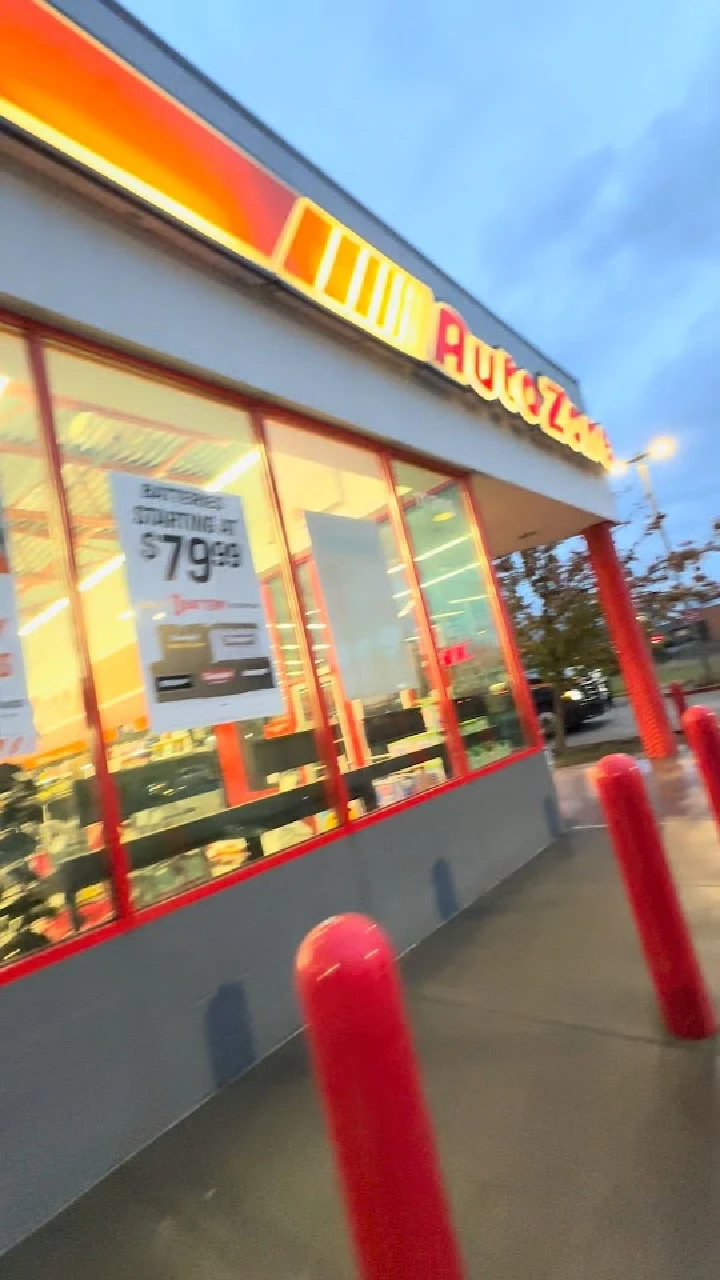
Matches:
[528,670,609,739]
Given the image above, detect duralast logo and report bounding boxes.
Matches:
[429,304,613,469]
[170,594,226,616]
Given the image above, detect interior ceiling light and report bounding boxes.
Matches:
[432,510,454,523]
[388,534,469,574]
[20,552,127,635]
[393,562,476,599]
[205,449,259,493]
[18,596,69,637]
[78,553,125,592]
[0,375,10,396]
[66,410,94,443]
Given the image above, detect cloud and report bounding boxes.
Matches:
[484,74,720,285]
[119,0,720,537]
[472,30,720,461]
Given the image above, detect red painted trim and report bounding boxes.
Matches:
[0,308,469,480]
[107,746,545,926]
[348,744,544,837]
[0,919,126,987]
[134,823,345,926]
[250,409,350,823]
[25,334,133,923]
[379,453,469,779]
[462,479,544,751]
[0,742,544,981]
[257,405,466,478]
[0,309,547,988]
[120,744,546,920]
[214,721,250,808]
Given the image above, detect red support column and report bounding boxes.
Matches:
[585,521,676,760]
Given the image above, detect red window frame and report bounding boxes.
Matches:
[0,307,542,986]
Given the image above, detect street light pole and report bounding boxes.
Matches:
[619,438,710,682]
[611,435,677,566]
[634,457,674,561]
[611,435,683,671]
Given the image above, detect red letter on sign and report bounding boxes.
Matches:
[469,337,495,398]
[433,305,468,382]
[508,368,541,426]
[585,420,613,468]
[537,375,566,439]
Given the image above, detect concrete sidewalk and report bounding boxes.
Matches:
[4,759,720,1278]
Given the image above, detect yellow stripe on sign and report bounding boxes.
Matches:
[278,200,433,359]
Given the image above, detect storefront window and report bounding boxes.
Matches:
[0,329,113,964]
[44,348,336,911]
[264,420,453,815]
[392,461,527,769]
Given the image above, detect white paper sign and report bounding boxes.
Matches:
[306,512,417,702]
[0,502,36,757]
[111,473,283,734]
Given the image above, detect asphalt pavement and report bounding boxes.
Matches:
[565,688,720,750]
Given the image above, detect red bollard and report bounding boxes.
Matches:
[295,914,464,1280]
[683,705,720,834]
[594,753,715,1039]
[669,682,687,731]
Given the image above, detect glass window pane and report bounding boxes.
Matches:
[264,420,454,815]
[44,346,337,911]
[0,329,113,965]
[392,460,528,769]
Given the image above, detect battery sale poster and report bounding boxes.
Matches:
[0,502,36,757]
[111,473,283,734]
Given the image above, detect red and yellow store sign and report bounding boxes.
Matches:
[0,0,612,470]
[431,306,612,466]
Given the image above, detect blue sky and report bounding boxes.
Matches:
[124,0,720,549]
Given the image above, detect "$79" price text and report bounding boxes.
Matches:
[140,531,243,584]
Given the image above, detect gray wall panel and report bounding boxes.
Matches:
[0,754,556,1255]
[355,752,558,952]
[0,935,155,1250]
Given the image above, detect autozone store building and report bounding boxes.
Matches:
[0,0,676,1252]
